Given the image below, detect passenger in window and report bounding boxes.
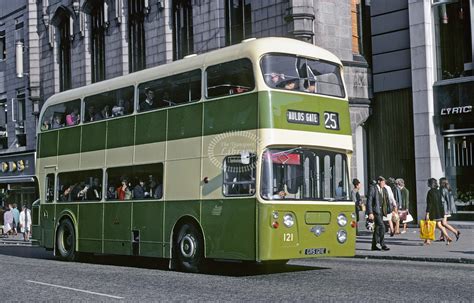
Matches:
[153,182,163,199]
[77,184,89,200]
[140,88,157,111]
[106,186,117,200]
[60,183,76,201]
[148,175,157,196]
[279,78,298,91]
[101,104,112,119]
[232,86,249,94]
[133,178,149,199]
[304,80,317,93]
[269,73,285,88]
[66,108,80,126]
[41,118,51,131]
[52,114,64,129]
[87,177,102,201]
[86,105,102,122]
[112,99,126,117]
[117,178,132,200]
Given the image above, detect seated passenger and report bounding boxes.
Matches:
[278,78,298,91]
[66,108,80,126]
[106,186,117,200]
[51,115,64,129]
[86,105,102,122]
[231,86,249,94]
[269,73,285,88]
[117,178,132,200]
[112,99,125,117]
[41,119,51,131]
[154,183,163,199]
[133,178,149,199]
[101,105,112,119]
[87,177,101,201]
[140,88,157,111]
[77,184,89,200]
[304,80,317,93]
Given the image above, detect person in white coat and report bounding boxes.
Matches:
[19,205,32,241]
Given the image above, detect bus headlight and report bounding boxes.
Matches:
[337,230,347,243]
[283,213,294,228]
[337,214,347,227]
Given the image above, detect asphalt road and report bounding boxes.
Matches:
[0,247,472,302]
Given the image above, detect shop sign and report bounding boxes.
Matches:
[0,153,35,176]
[440,105,472,116]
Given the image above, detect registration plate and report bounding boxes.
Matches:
[304,248,327,255]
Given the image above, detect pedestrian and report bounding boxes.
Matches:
[395,178,410,233]
[425,178,451,245]
[3,205,13,237]
[439,178,461,241]
[19,205,32,241]
[382,179,398,236]
[351,178,362,233]
[11,203,20,236]
[366,176,390,251]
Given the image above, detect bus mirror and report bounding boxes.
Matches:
[240,151,250,165]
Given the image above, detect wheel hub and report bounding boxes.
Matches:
[180,234,196,258]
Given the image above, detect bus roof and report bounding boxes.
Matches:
[41,37,342,110]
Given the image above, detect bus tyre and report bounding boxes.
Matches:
[56,219,76,261]
[175,223,204,273]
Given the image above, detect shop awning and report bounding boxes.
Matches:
[0,176,35,184]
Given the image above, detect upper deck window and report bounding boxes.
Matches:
[41,99,81,131]
[84,86,134,122]
[260,54,345,98]
[206,58,255,98]
[137,69,201,112]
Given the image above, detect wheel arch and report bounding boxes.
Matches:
[54,210,78,256]
[169,215,206,260]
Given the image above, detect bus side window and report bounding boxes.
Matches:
[222,154,256,197]
[46,174,54,202]
[57,170,103,202]
[84,86,134,122]
[206,58,255,98]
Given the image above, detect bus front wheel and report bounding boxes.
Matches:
[175,223,204,273]
[56,219,76,261]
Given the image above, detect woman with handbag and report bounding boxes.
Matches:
[425,178,451,245]
[396,178,412,233]
[439,178,460,241]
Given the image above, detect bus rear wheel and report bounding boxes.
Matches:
[56,219,76,261]
[175,223,204,273]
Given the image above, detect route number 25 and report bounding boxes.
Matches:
[324,112,339,130]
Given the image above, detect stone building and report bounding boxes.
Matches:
[367,0,473,220]
[0,1,39,208]
[0,0,371,203]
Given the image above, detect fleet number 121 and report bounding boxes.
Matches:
[283,233,294,242]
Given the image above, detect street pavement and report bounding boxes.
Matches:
[356,221,474,264]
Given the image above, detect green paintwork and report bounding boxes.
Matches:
[38,132,58,158]
[103,202,132,255]
[201,198,256,260]
[78,203,103,253]
[38,91,350,158]
[132,201,164,258]
[39,204,55,248]
[258,91,351,135]
[107,117,135,149]
[58,127,82,156]
[135,111,167,145]
[168,103,203,141]
[258,203,356,261]
[203,94,258,136]
[82,123,106,152]
[305,211,331,224]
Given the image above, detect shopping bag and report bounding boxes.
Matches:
[419,220,436,240]
[403,213,414,223]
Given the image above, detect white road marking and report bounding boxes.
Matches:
[26,280,124,299]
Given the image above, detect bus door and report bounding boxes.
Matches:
[41,170,56,249]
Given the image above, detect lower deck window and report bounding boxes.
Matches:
[57,170,103,202]
[223,154,256,196]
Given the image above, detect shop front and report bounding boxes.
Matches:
[0,152,38,210]
[435,80,474,220]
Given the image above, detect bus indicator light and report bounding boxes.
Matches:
[272,221,279,229]
[351,221,357,228]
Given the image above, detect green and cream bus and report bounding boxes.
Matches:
[32,37,355,272]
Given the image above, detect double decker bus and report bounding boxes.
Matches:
[32,37,355,272]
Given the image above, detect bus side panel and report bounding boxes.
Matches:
[132,201,164,258]
[258,203,356,261]
[203,93,258,136]
[77,203,103,253]
[163,201,200,259]
[103,202,132,255]
[201,198,256,260]
[39,203,55,249]
[258,91,352,136]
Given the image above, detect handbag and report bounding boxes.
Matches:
[419,220,436,240]
[398,210,408,221]
[403,213,414,223]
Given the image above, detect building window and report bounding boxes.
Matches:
[434,0,473,80]
[225,0,252,46]
[172,0,193,60]
[351,0,361,54]
[0,30,6,60]
[58,15,72,91]
[128,0,146,72]
[15,90,26,147]
[0,96,7,149]
[91,2,106,83]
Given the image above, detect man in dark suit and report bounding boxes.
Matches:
[366,176,390,251]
